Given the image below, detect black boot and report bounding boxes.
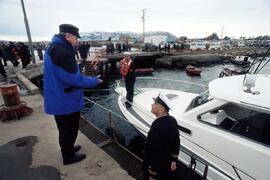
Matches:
[73,145,81,153]
[125,101,132,108]
[63,153,86,165]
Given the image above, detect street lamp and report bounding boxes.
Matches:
[141,9,147,43]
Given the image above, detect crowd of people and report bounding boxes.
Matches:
[0,41,33,68]
[0,41,31,79]
[0,39,94,80]
[106,38,131,54]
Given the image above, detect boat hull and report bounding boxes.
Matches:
[115,79,270,180]
[186,65,201,76]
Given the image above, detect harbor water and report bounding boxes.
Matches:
[81,59,270,157]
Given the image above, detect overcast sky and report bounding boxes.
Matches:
[0,0,270,41]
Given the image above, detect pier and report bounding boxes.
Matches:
[105,52,163,68]
[0,93,135,179]
[0,62,139,179]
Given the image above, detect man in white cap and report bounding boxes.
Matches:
[120,51,136,108]
[143,92,180,180]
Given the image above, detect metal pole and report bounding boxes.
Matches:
[20,0,36,64]
[141,9,147,43]
[220,26,225,40]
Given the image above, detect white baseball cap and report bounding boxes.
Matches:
[123,51,131,56]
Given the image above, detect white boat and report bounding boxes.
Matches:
[230,55,252,65]
[115,74,270,180]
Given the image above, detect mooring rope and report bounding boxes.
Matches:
[83,96,148,133]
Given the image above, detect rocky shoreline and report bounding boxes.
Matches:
[155,47,269,68]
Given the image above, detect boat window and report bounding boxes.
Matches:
[199,103,270,146]
[186,91,212,111]
[166,93,178,100]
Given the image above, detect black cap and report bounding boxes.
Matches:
[59,24,80,38]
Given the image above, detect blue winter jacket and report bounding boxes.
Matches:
[44,35,99,115]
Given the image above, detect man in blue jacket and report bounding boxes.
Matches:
[44,24,103,165]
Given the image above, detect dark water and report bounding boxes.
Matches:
[81,60,270,156]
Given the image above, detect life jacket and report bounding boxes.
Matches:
[120,59,132,77]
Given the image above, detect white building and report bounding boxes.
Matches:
[144,36,167,46]
[190,41,207,51]
[208,41,222,50]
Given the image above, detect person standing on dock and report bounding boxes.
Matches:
[79,41,88,66]
[143,92,180,180]
[36,42,44,60]
[44,23,103,165]
[17,42,31,69]
[120,51,136,108]
[0,47,7,79]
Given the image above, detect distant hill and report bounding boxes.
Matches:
[80,31,177,41]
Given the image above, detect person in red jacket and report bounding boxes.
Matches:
[120,52,136,108]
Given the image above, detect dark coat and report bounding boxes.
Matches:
[17,45,31,61]
[79,44,88,59]
[143,115,180,179]
[124,60,136,83]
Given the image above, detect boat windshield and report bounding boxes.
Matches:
[186,90,212,112]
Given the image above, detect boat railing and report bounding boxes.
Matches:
[134,77,207,95]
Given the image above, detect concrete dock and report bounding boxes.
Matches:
[0,93,134,179]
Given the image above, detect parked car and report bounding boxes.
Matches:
[208,42,222,50]
[141,43,158,52]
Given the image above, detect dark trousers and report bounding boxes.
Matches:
[143,160,175,180]
[1,58,7,66]
[0,60,6,78]
[38,55,43,60]
[21,58,30,68]
[9,57,19,67]
[54,111,80,160]
[125,80,135,103]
